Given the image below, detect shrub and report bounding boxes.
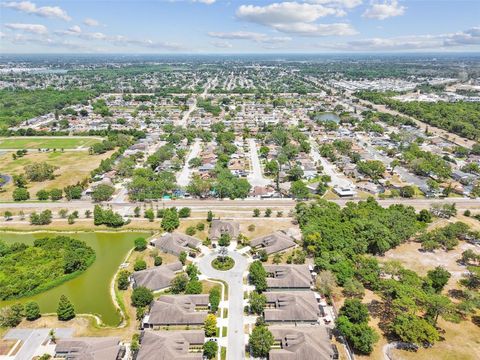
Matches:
[178,207,191,218]
[204,314,217,337]
[185,280,203,294]
[209,286,221,313]
[154,256,163,266]
[25,301,41,321]
[36,189,49,201]
[117,270,130,290]
[134,237,147,251]
[13,187,30,201]
[144,209,155,222]
[179,251,187,265]
[134,259,147,271]
[49,188,62,200]
[186,226,196,236]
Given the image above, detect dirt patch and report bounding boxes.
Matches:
[0,339,18,356]
[390,318,480,360]
[380,240,477,292]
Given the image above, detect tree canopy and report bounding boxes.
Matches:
[0,236,95,300]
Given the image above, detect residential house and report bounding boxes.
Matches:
[209,220,240,241]
[264,291,321,323]
[150,233,200,256]
[55,337,123,360]
[143,295,209,328]
[269,326,336,360]
[250,231,297,255]
[131,261,183,292]
[264,265,314,290]
[137,330,204,360]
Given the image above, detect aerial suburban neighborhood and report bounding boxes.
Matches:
[0,1,480,360]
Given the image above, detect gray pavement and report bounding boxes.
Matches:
[197,249,248,360]
[177,139,201,187]
[4,328,73,360]
[1,197,480,215]
[309,136,354,189]
[247,138,271,187]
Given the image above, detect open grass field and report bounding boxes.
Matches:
[390,318,480,360]
[380,240,477,292]
[369,216,480,360]
[0,136,102,150]
[0,150,114,201]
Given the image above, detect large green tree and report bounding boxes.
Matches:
[57,295,75,321]
[249,325,274,358]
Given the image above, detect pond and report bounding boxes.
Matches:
[0,231,150,326]
[315,112,341,124]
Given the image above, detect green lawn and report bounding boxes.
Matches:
[0,137,102,150]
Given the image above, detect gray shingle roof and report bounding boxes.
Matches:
[269,326,334,360]
[209,219,239,241]
[250,231,296,255]
[137,330,204,360]
[132,261,183,291]
[264,291,320,322]
[146,294,209,326]
[264,265,312,289]
[150,232,200,256]
[55,337,121,360]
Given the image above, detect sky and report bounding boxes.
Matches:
[0,0,479,53]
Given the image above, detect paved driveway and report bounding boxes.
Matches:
[197,249,248,360]
[4,328,73,360]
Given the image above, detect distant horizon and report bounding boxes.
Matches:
[1,51,480,57]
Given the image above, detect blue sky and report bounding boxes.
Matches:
[0,0,479,53]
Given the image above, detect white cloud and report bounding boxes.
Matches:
[208,31,291,43]
[362,0,405,20]
[273,22,357,36]
[114,38,186,51]
[306,0,362,9]
[210,40,233,48]
[83,18,101,27]
[236,1,356,37]
[3,1,71,21]
[443,27,480,47]
[5,23,47,34]
[193,0,216,4]
[7,34,87,50]
[237,2,343,25]
[68,25,82,34]
[0,31,5,38]
[52,27,186,51]
[317,27,480,51]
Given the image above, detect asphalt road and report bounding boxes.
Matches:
[1,197,480,213]
[177,139,201,187]
[247,138,271,187]
[197,249,248,360]
[309,136,354,189]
